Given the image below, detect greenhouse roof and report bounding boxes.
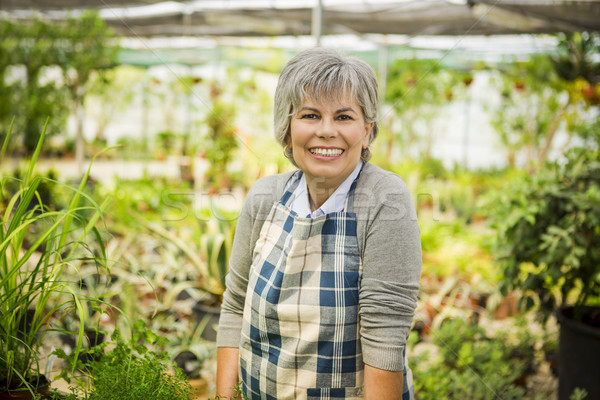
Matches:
[2,0,600,37]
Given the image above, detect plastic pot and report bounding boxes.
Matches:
[556,306,600,400]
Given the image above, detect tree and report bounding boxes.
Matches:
[0,18,68,153]
[202,83,239,192]
[552,32,600,85]
[490,55,569,169]
[385,57,457,161]
[58,11,119,170]
[0,13,118,159]
[490,33,599,171]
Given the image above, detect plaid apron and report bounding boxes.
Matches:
[239,169,414,399]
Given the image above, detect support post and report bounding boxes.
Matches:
[312,0,323,47]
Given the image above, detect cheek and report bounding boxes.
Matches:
[290,122,310,146]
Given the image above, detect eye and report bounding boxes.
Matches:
[337,114,353,121]
[300,113,319,120]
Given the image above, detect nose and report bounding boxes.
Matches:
[316,117,337,139]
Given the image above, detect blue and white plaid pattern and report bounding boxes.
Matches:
[239,170,414,399]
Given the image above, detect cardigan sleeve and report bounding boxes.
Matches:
[355,172,422,371]
[216,173,290,348]
[215,186,256,348]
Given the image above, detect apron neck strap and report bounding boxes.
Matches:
[280,170,303,206]
[344,163,364,212]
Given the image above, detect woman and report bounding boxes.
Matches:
[216,47,421,400]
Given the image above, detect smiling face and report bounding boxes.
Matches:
[289,95,373,195]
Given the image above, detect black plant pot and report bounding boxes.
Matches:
[0,375,50,400]
[556,306,600,400]
[192,302,221,342]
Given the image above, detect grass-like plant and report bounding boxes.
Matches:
[0,119,110,393]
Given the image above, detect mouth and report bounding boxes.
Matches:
[309,147,344,157]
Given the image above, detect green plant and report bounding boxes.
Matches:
[384,58,458,161]
[203,83,239,191]
[0,121,110,392]
[552,32,600,86]
[489,55,570,169]
[570,387,588,400]
[56,321,193,400]
[410,318,544,400]
[137,206,235,298]
[210,381,248,400]
[196,208,236,297]
[487,145,600,323]
[0,13,117,155]
[419,219,497,287]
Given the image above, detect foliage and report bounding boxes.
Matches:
[489,34,599,170]
[410,318,543,400]
[81,174,236,345]
[155,131,183,159]
[489,55,569,169]
[55,321,193,400]
[196,208,236,296]
[570,387,589,400]
[0,12,118,154]
[138,207,235,298]
[552,32,600,85]
[95,175,193,232]
[210,381,248,400]
[419,219,497,287]
[385,58,458,160]
[0,122,109,391]
[86,66,146,147]
[57,12,119,103]
[486,145,600,323]
[202,83,240,191]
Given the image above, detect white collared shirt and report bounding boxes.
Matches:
[289,161,363,218]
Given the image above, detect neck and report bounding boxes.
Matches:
[306,181,337,212]
[303,161,363,212]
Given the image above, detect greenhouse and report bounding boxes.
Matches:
[1,1,599,399]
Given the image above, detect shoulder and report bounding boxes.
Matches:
[355,163,415,219]
[357,162,410,194]
[243,170,296,219]
[247,170,295,200]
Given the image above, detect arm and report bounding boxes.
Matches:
[215,189,256,399]
[356,170,421,377]
[216,347,240,399]
[364,364,404,400]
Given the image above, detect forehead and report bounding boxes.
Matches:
[299,91,360,111]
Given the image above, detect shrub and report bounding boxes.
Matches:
[486,146,600,322]
[411,318,543,400]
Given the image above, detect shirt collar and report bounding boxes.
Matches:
[290,161,363,218]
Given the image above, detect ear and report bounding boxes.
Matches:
[363,122,374,148]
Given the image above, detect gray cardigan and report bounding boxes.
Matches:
[216,162,422,371]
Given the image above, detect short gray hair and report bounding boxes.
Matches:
[274,48,379,154]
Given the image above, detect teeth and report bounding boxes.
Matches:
[310,148,343,157]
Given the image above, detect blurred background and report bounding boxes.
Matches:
[1,1,599,399]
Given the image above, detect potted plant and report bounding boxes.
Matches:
[0,122,110,398]
[488,145,600,400]
[139,208,235,341]
[56,321,194,400]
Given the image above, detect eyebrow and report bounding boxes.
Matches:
[298,106,358,114]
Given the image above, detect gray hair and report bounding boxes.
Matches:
[274,48,379,159]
